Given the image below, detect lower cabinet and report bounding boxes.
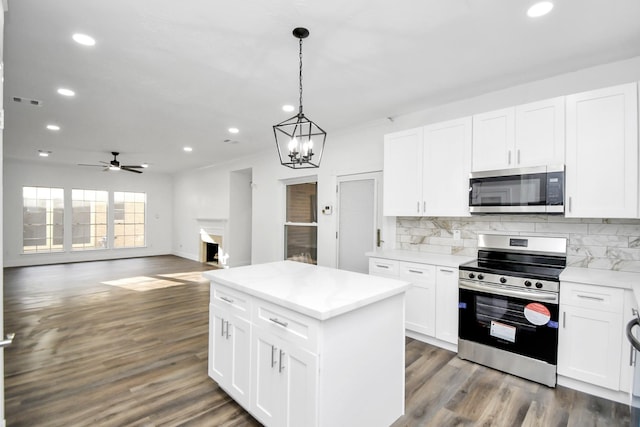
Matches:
[209,303,251,408]
[370,257,459,349]
[558,282,624,391]
[252,327,318,427]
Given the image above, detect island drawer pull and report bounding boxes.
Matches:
[219,296,234,304]
[271,345,278,368]
[269,317,289,328]
[279,349,286,373]
[407,269,423,274]
[577,294,605,302]
[376,264,390,269]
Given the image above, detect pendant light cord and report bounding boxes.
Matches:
[298,37,304,116]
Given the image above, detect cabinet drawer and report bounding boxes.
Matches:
[369,258,400,277]
[211,283,251,319]
[253,299,319,353]
[560,282,624,313]
[399,261,436,284]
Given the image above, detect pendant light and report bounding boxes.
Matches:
[273,27,327,169]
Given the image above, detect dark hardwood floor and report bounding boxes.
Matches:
[3,256,631,426]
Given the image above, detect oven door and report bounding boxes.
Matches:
[469,165,564,214]
[458,280,559,364]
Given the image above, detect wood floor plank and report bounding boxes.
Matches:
[3,255,632,426]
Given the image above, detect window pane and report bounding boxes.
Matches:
[72,189,109,251]
[285,225,317,264]
[113,191,146,248]
[286,183,317,223]
[22,186,64,253]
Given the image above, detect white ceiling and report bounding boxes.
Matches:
[3,0,640,174]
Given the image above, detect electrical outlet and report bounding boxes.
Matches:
[453,230,461,240]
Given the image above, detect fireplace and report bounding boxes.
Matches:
[200,231,223,266]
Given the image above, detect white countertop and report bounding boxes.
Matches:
[561,266,640,308]
[203,261,410,321]
[366,249,474,268]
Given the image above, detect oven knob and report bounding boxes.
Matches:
[468,273,475,279]
[500,277,507,284]
[535,282,543,289]
[477,274,484,280]
[524,280,532,287]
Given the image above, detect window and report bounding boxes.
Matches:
[72,189,109,250]
[22,186,64,253]
[284,182,317,264]
[113,191,146,248]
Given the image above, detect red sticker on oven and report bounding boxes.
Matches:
[524,302,551,326]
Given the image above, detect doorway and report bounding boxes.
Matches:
[336,172,383,274]
[229,168,252,267]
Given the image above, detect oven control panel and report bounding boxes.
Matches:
[459,270,559,293]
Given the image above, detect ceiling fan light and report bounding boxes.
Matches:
[72,33,96,46]
[57,87,75,97]
[527,1,554,18]
[109,165,120,171]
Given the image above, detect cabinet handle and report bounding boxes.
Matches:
[508,150,512,165]
[225,320,231,339]
[577,294,605,302]
[408,269,423,274]
[631,342,636,367]
[563,311,566,328]
[517,149,521,165]
[376,264,389,269]
[220,296,234,304]
[271,345,278,368]
[220,318,225,337]
[269,317,289,328]
[439,268,454,273]
[423,201,426,213]
[568,197,572,213]
[279,349,285,373]
[417,201,420,213]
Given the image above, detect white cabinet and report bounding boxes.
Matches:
[399,262,436,336]
[472,97,565,172]
[370,257,459,349]
[558,282,624,390]
[422,117,472,217]
[383,127,423,216]
[383,118,471,217]
[565,83,639,218]
[252,327,318,427]
[435,267,458,345]
[209,286,252,408]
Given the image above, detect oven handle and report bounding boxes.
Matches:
[459,280,559,304]
[627,318,640,352]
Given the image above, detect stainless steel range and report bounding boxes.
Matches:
[458,234,567,387]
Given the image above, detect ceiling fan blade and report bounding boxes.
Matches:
[121,166,143,174]
[78,163,104,167]
[121,165,144,169]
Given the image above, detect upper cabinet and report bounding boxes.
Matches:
[383,127,423,216]
[565,83,639,218]
[383,118,471,217]
[471,97,565,172]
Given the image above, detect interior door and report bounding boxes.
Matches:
[337,172,383,273]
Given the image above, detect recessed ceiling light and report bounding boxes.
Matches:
[282,105,295,113]
[183,146,193,152]
[46,124,60,131]
[228,127,239,134]
[72,33,96,46]
[527,1,554,18]
[57,88,75,97]
[38,150,52,157]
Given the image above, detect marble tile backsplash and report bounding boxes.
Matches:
[396,216,640,272]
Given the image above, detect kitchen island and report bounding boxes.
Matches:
[204,260,410,427]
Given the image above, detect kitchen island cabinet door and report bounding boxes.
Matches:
[383,127,424,216]
[565,82,638,218]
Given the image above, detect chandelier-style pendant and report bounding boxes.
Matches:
[274,27,327,169]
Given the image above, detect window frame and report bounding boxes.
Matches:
[283,178,318,265]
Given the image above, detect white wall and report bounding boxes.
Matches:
[3,159,174,267]
[171,55,640,269]
[228,168,252,267]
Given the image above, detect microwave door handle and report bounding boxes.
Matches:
[459,280,558,303]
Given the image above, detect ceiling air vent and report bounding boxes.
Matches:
[13,96,43,106]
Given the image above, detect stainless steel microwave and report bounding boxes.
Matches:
[469,165,564,214]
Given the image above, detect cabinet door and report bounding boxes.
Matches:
[209,304,232,384]
[252,329,284,425]
[423,117,472,217]
[435,267,459,345]
[383,128,423,216]
[284,347,318,427]
[229,315,251,408]
[400,262,437,336]
[515,97,565,167]
[472,108,515,171]
[558,305,623,390]
[565,83,639,218]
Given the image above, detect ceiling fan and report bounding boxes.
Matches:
[79,152,145,174]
